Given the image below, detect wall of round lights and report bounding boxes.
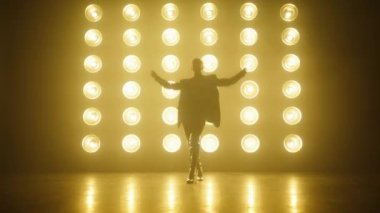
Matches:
[82,2,303,155]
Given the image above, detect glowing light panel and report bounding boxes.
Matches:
[122,134,141,153]
[84,55,102,73]
[163,134,181,153]
[201,134,219,153]
[240,54,258,72]
[241,134,260,153]
[200,3,217,21]
[162,55,180,73]
[240,3,258,21]
[240,106,259,125]
[200,28,218,46]
[83,81,102,100]
[162,3,179,21]
[123,107,141,126]
[240,28,258,46]
[284,134,303,153]
[282,80,301,99]
[122,81,141,99]
[123,55,141,73]
[201,54,218,73]
[280,3,298,22]
[83,107,101,126]
[123,4,140,22]
[240,80,259,99]
[282,54,300,72]
[85,4,103,22]
[162,107,178,126]
[283,106,302,125]
[162,81,180,99]
[82,134,101,153]
[123,28,141,46]
[162,28,180,46]
[282,28,300,46]
[84,29,102,47]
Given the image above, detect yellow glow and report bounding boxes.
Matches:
[122,81,141,99]
[162,107,178,126]
[240,28,258,46]
[162,81,180,99]
[280,3,298,22]
[85,4,103,22]
[282,28,300,46]
[123,107,141,126]
[161,3,179,21]
[200,28,218,46]
[282,54,300,72]
[288,178,299,212]
[85,178,96,212]
[240,54,258,72]
[82,134,101,153]
[84,29,102,47]
[200,134,219,153]
[162,28,180,46]
[123,4,140,22]
[240,3,258,21]
[125,179,136,212]
[240,106,259,125]
[246,180,256,210]
[201,3,217,21]
[123,55,141,73]
[163,134,181,153]
[83,81,102,100]
[161,55,180,73]
[283,106,302,125]
[283,80,301,99]
[83,107,101,126]
[123,28,141,46]
[201,54,218,73]
[284,134,303,153]
[167,178,176,210]
[241,134,260,153]
[122,134,141,153]
[84,55,102,73]
[240,80,259,99]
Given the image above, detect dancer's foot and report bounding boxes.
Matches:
[186,178,194,184]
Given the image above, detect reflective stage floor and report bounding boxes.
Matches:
[1,173,379,212]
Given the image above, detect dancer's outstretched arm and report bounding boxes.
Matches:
[151,70,180,90]
[217,68,247,86]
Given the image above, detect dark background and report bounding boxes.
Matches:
[1,0,379,174]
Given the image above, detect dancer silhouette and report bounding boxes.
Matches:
[151,58,246,183]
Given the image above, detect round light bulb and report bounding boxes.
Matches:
[280,4,298,22]
[241,134,260,153]
[240,3,258,21]
[200,28,218,46]
[283,106,302,125]
[123,55,141,73]
[163,134,181,153]
[122,81,141,99]
[240,28,258,46]
[282,80,301,99]
[83,107,101,126]
[200,3,217,21]
[162,3,179,21]
[201,54,218,73]
[200,134,219,153]
[162,81,180,99]
[85,4,103,22]
[122,134,141,153]
[84,55,102,73]
[84,29,102,47]
[240,106,259,125]
[83,81,102,100]
[82,134,101,153]
[240,80,259,99]
[123,28,141,46]
[284,134,303,153]
[240,54,258,72]
[162,28,180,46]
[123,4,140,22]
[282,54,300,72]
[282,28,300,46]
[123,107,141,126]
[162,107,178,126]
[161,55,180,73]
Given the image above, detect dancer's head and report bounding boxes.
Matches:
[192,58,203,74]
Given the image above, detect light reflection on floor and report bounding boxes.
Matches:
[1,173,380,212]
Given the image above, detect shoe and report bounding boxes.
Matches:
[197,176,204,181]
[186,178,194,184]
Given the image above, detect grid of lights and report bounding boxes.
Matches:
[83,4,103,153]
[81,2,304,155]
[280,3,303,153]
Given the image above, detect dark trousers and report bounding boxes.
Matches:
[183,120,205,179]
